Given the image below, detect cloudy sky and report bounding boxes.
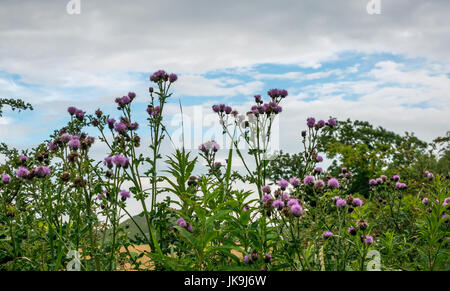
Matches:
[1,0,450,155]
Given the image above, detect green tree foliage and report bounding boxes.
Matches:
[0,98,33,117]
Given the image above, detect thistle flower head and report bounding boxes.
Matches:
[322,231,333,239]
[303,175,315,186]
[278,179,289,190]
[120,190,131,201]
[68,138,81,150]
[291,204,303,217]
[328,178,340,189]
[363,235,374,245]
[289,177,300,188]
[67,106,77,116]
[307,117,315,128]
[261,185,271,194]
[352,198,363,207]
[336,198,347,208]
[272,199,285,210]
[16,167,29,179]
[169,73,178,83]
[327,118,337,127]
[2,174,11,183]
[395,182,407,190]
[150,70,167,83]
[112,154,129,168]
[287,198,299,208]
[114,122,127,133]
[35,166,51,178]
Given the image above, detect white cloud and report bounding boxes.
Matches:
[0,0,450,87]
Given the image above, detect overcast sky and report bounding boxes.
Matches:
[1,0,449,155]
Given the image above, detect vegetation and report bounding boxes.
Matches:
[0,71,448,271]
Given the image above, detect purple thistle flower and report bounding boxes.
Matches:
[291,204,303,217]
[120,190,131,201]
[322,231,333,239]
[376,178,383,184]
[150,70,167,83]
[261,185,271,194]
[363,235,374,245]
[254,95,262,103]
[262,194,273,202]
[267,89,279,99]
[211,141,220,152]
[128,92,136,99]
[2,174,11,183]
[128,122,139,131]
[19,156,28,163]
[198,143,208,153]
[395,182,407,190]
[35,166,51,178]
[422,197,429,205]
[303,175,315,186]
[114,122,127,133]
[328,178,340,189]
[177,218,187,228]
[67,106,77,116]
[48,141,58,152]
[314,179,325,191]
[278,179,289,190]
[287,198,299,208]
[187,224,193,233]
[103,156,113,168]
[112,154,129,168]
[212,105,220,113]
[316,120,325,128]
[442,197,450,206]
[16,167,29,179]
[314,167,323,174]
[348,226,357,236]
[336,198,347,208]
[307,117,315,128]
[316,155,323,162]
[272,199,285,210]
[392,174,400,181]
[352,198,363,207]
[289,177,300,188]
[327,118,337,127]
[169,73,178,83]
[68,138,81,150]
[106,118,115,129]
[369,179,377,186]
[244,255,251,263]
[121,95,131,105]
[224,106,232,114]
[97,194,103,200]
[75,109,84,121]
